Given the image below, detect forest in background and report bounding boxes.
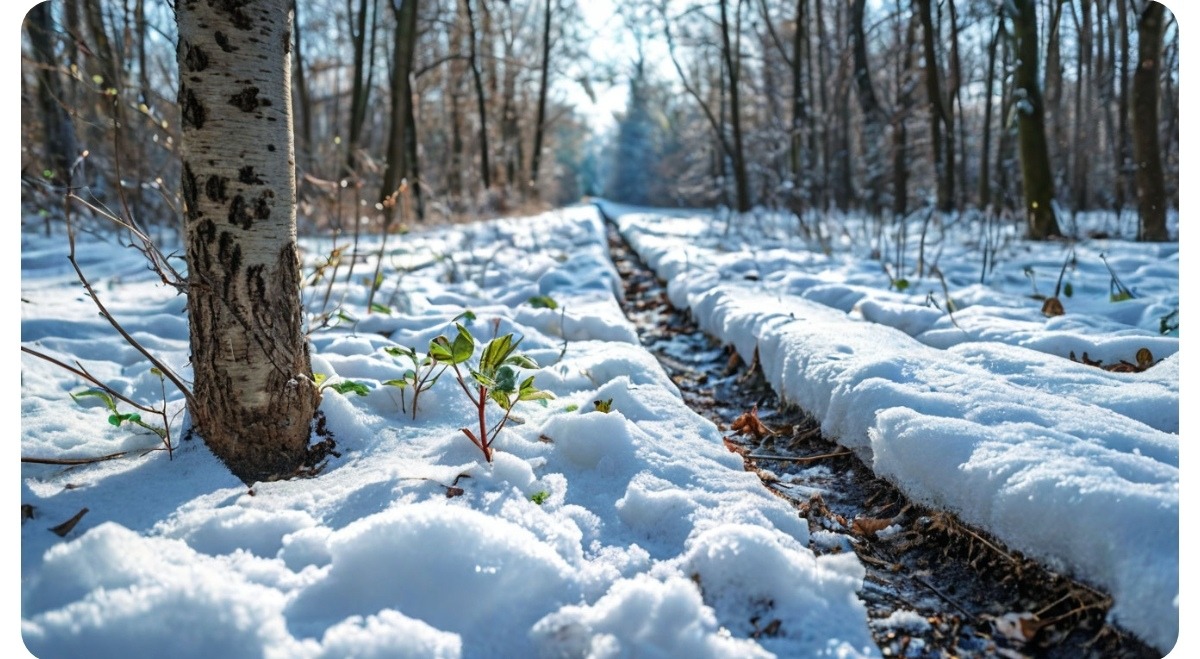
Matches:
[20,0,1179,240]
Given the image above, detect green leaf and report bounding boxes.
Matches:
[428,336,454,362]
[453,309,477,323]
[108,412,140,427]
[71,389,118,413]
[494,366,518,394]
[490,388,513,410]
[1110,291,1134,303]
[480,333,516,375]
[453,323,476,359]
[564,403,579,413]
[893,278,910,292]
[329,380,371,396]
[150,367,164,377]
[505,354,539,369]
[593,398,613,413]
[369,302,392,314]
[471,369,497,389]
[1062,282,1073,298]
[528,295,559,310]
[383,379,409,390]
[529,490,550,505]
[384,346,414,359]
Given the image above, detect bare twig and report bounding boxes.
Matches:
[748,449,851,463]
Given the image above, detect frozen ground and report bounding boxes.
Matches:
[18,203,1182,657]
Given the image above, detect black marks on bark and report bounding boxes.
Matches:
[267,144,276,152]
[192,218,217,272]
[238,166,264,185]
[205,175,228,202]
[217,231,243,298]
[229,86,268,112]
[180,87,206,129]
[228,191,273,229]
[183,43,209,72]
[247,263,267,303]
[229,194,253,229]
[283,29,290,55]
[214,31,237,53]
[213,0,254,30]
[253,191,273,221]
[181,163,200,221]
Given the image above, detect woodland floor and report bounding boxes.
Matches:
[604,221,1161,659]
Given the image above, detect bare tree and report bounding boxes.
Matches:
[23,3,78,191]
[1010,0,1063,239]
[1131,1,1168,240]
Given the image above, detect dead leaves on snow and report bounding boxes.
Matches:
[730,405,775,440]
[1068,347,1158,373]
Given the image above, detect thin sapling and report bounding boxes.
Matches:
[430,323,554,462]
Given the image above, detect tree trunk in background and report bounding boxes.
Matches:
[381,0,420,224]
[1043,0,1065,186]
[978,11,1001,209]
[528,0,553,199]
[719,0,752,213]
[176,0,319,485]
[1131,2,1167,241]
[789,0,808,204]
[1116,0,1132,212]
[1071,0,1093,213]
[24,3,78,189]
[1010,0,1063,239]
[892,6,916,218]
[915,0,952,212]
[849,0,883,215]
[291,0,314,173]
[463,0,492,191]
[345,0,378,176]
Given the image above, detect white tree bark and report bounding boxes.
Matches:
[176,0,320,484]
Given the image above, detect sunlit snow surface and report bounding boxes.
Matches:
[21,203,1179,655]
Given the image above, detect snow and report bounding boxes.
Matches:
[16,201,1182,657]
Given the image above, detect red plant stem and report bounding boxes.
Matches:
[476,384,491,462]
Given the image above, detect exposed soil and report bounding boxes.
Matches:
[605,221,1161,659]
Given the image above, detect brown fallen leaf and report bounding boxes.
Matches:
[851,516,894,538]
[1041,297,1065,317]
[1136,347,1154,369]
[49,507,89,537]
[445,487,465,498]
[730,405,774,440]
[722,437,749,457]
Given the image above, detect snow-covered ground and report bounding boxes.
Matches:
[18,203,1181,657]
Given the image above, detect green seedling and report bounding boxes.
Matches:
[1099,253,1135,302]
[528,295,559,310]
[382,345,449,419]
[593,398,613,413]
[431,323,554,463]
[71,388,166,439]
[529,490,550,505]
[313,373,371,396]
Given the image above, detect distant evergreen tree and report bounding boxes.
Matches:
[606,59,657,205]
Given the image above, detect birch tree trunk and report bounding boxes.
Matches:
[176,0,320,485]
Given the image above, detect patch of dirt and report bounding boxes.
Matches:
[605,220,1159,659]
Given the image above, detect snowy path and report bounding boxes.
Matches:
[604,203,1179,654]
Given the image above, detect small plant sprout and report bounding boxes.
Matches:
[1099,253,1136,302]
[312,373,371,397]
[529,490,550,505]
[71,388,167,438]
[431,323,554,463]
[593,398,614,413]
[382,345,450,418]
